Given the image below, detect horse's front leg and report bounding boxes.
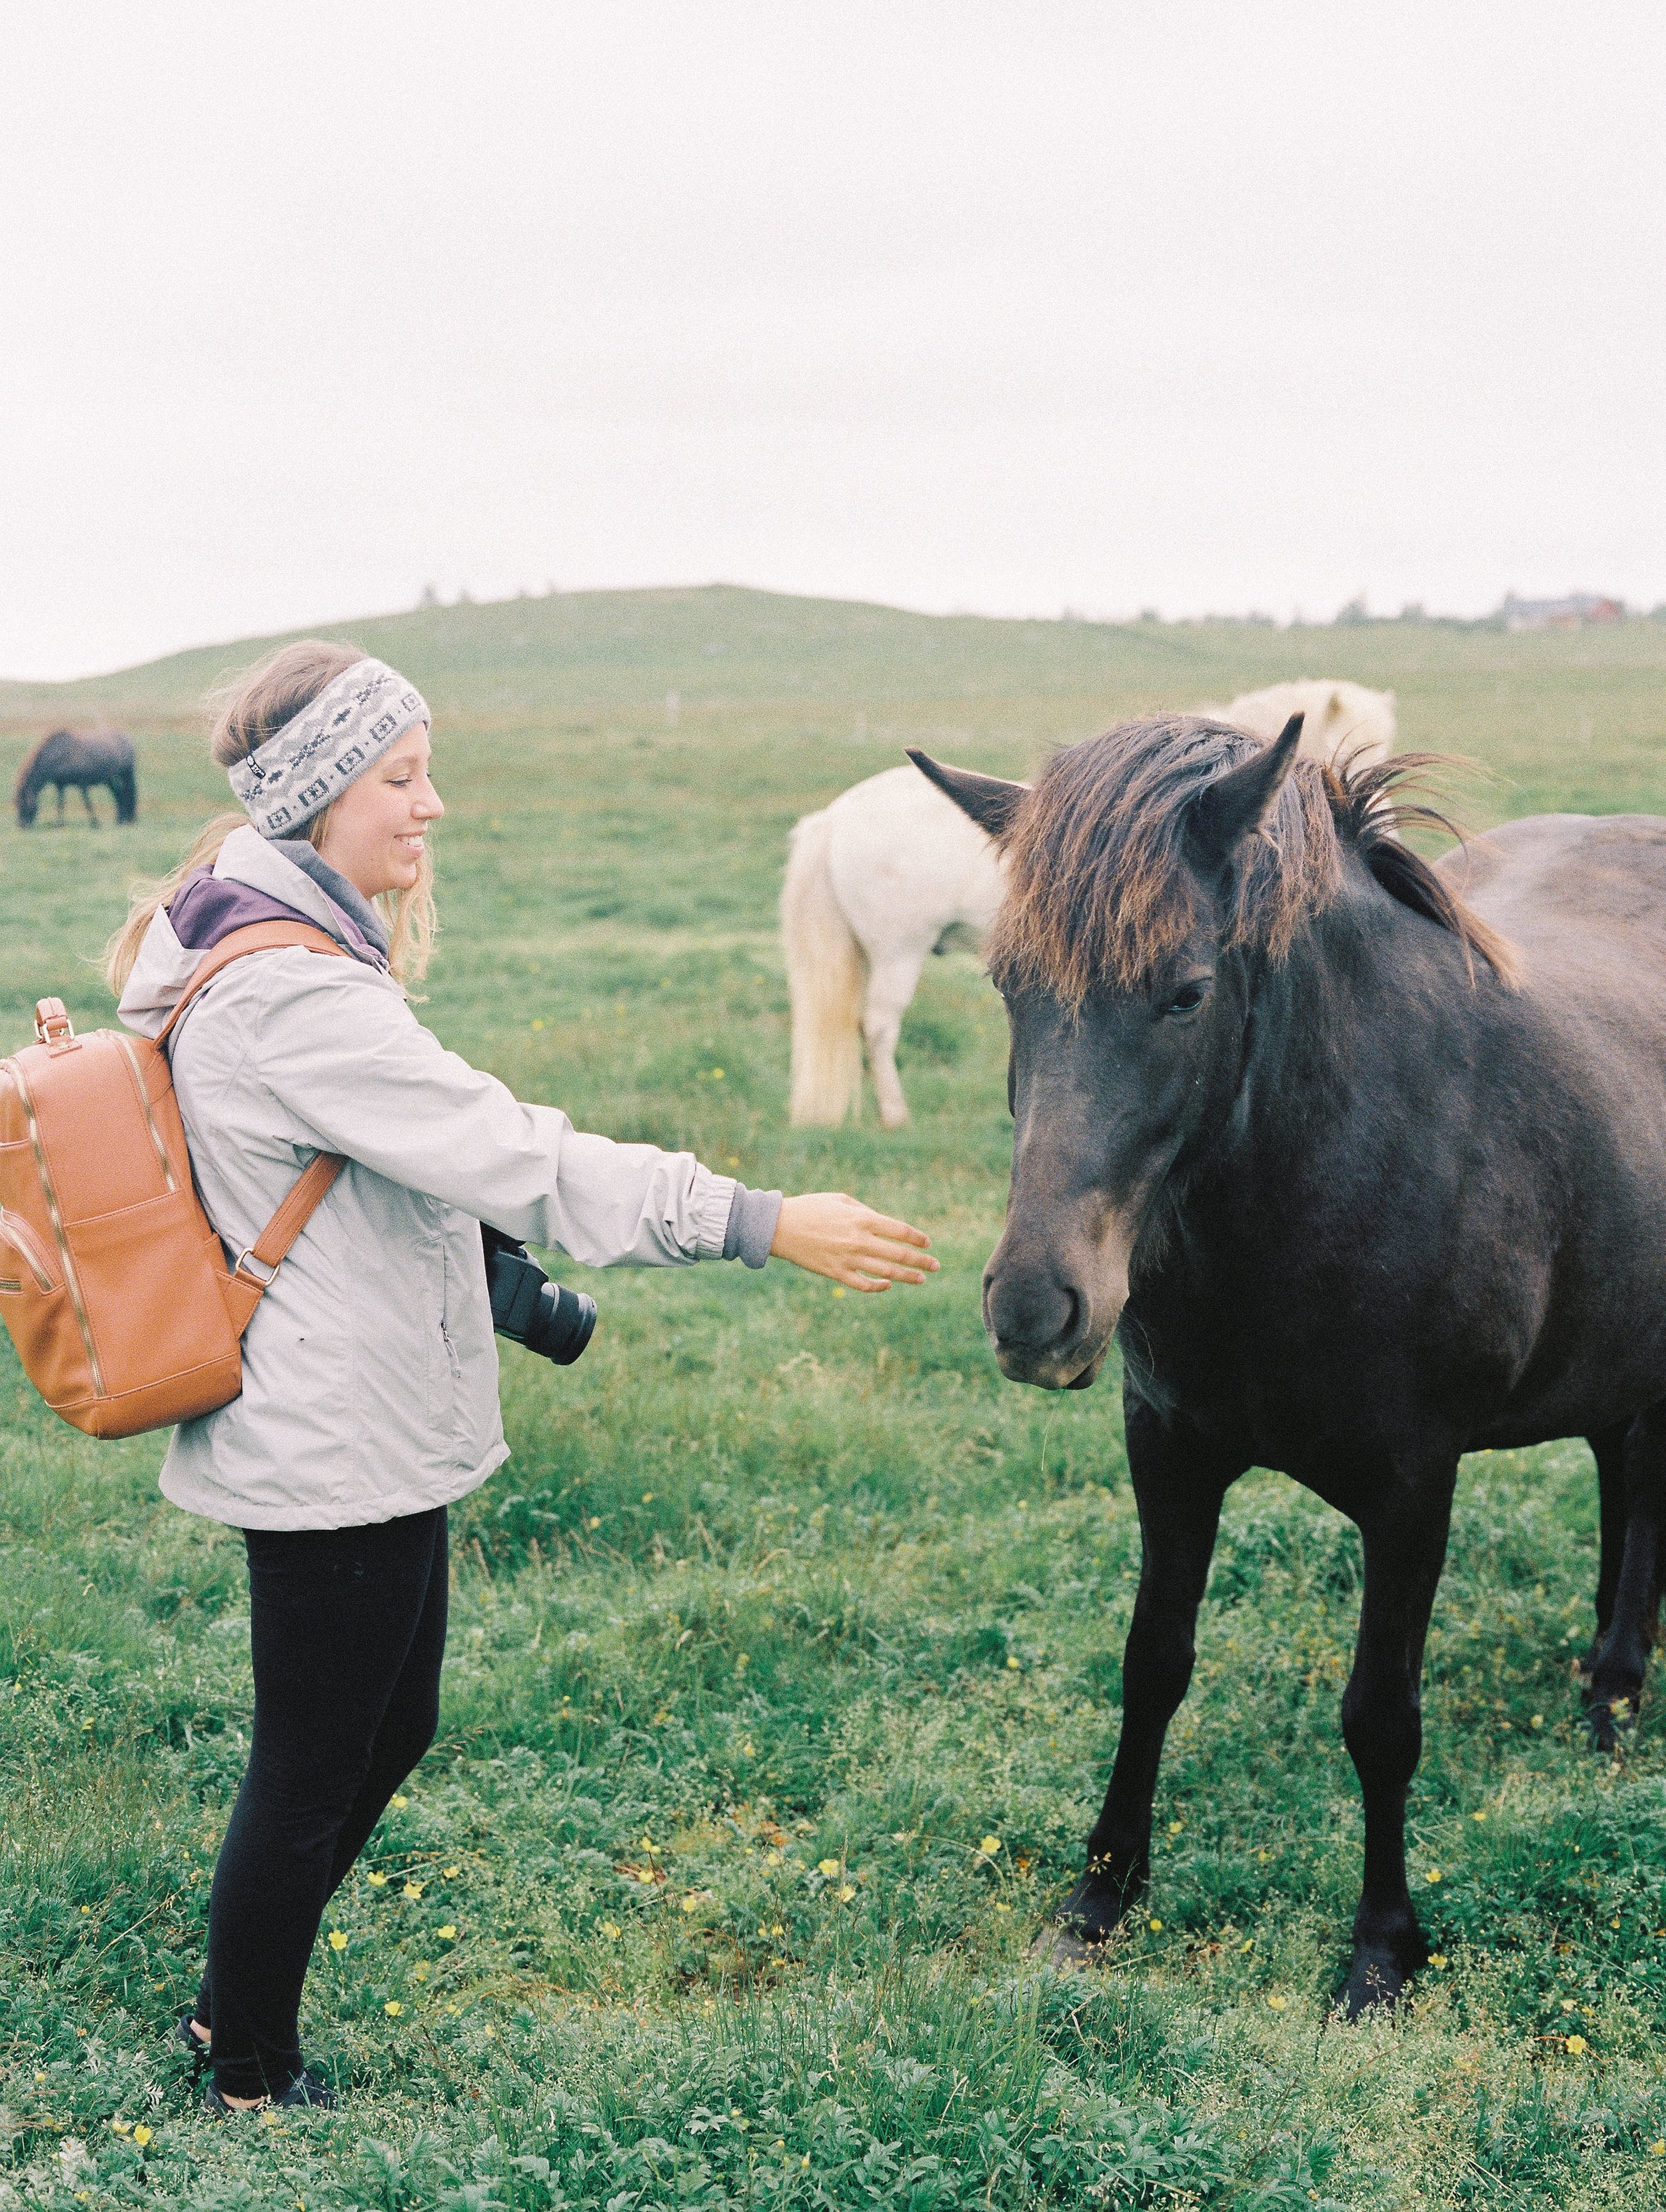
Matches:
[81,784,100,827]
[1580,1420,1631,1692]
[1585,1400,1666,1748]
[1051,1396,1242,1955]
[1340,1464,1457,2015]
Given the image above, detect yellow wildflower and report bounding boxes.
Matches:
[978,1836,1002,1857]
[837,1884,856,1902]
[1265,1994,1287,2011]
[391,1794,409,1810]
[133,2126,153,2147]
[1425,1868,1441,1884]
[1564,2033,1587,2055]
[1471,1810,1486,1822]
[403,1881,424,1900]
[1148,1918,1162,1932]
[1168,1820,1184,1835]
[600,1921,620,1939]
[437,1925,457,1941]
[1530,1714,1543,1729]
[1004,1656,1020,1670]
[327,1930,349,1952]
[412,1961,430,1981]
[367,1872,389,1888]
[442,1865,460,1878]
[110,2120,131,2135]
[818,1858,841,1878]
[681,1893,702,1914]
[385,2000,405,2017]
[1429,1953,1448,1969]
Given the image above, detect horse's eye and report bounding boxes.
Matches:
[1164,981,1208,1017]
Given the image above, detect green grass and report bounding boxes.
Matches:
[3,589,1666,2209]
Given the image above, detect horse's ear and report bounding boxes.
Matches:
[1188,714,1304,863]
[906,750,1028,839]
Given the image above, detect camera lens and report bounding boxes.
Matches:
[522,1279,597,1365]
[482,1229,598,1365]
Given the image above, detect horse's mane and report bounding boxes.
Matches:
[986,716,1517,1006]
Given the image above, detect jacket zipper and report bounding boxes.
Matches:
[7,1059,105,1396]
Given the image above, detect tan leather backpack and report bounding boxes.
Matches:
[0,923,349,1438]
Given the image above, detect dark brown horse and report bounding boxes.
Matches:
[911,716,1666,2014]
[15,729,137,828]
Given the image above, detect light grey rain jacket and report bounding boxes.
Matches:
[118,827,776,1531]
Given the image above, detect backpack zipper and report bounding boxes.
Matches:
[112,1033,179,1191]
[0,1207,57,1293]
[6,1059,105,1396]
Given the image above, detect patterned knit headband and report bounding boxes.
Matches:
[228,658,430,839]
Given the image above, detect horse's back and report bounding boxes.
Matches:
[1214,679,1395,766]
[824,764,1004,944]
[1442,814,1666,970]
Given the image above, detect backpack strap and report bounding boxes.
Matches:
[158,921,355,1335]
[221,1150,347,1333]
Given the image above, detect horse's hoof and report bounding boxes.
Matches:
[1339,1946,1416,2018]
[1030,1922,1100,1970]
[1584,1694,1636,1755]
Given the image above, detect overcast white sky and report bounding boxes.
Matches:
[4,1,1663,678]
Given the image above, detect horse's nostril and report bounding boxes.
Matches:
[984,1266,1088,1354]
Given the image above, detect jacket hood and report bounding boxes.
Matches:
[118,826,387,1037]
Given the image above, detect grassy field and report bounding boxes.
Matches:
[3,588,1666,2209]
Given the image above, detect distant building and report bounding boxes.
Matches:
[1496,592,1625,632]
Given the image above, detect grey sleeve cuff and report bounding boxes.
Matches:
[722,1183,783,1268]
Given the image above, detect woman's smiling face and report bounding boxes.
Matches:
[315,726,443,899]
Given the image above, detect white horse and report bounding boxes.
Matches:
[782,680,1395,1129]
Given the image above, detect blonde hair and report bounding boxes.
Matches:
[105,640,437,994]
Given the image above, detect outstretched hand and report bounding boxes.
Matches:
[770,1192,939,1292]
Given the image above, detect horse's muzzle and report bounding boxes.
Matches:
[983,1257,1119,1390]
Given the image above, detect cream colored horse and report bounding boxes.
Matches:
[783,680,1395,1127]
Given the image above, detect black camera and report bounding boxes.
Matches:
[481,1225,596,1365]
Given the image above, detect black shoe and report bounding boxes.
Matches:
[204,2071,337,2115]
[174,2015,212,2071]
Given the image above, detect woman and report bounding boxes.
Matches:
[108,642,936,2113]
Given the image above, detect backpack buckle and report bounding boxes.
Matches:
[232,1248,279,1288]
[34,999,76,1051]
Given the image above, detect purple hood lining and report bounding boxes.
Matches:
[169,869,384,964]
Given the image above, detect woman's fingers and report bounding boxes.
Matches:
[856,1209,934,1249]
[770,1191,940,1286]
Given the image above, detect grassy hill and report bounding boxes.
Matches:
[2,590,1666,2209]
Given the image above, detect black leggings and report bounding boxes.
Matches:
[195,1505,448,2099]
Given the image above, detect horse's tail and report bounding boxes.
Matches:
[782,806,866,1126]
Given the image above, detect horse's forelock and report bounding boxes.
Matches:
[987,718,1334,1003]
[986,719,1510,1003]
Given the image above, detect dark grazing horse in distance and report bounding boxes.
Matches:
[911,715,1666,2015]
[15,729,137,828]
